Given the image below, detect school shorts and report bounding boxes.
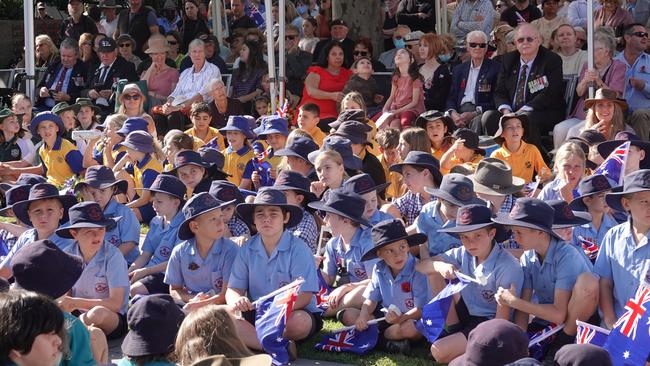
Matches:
[242,308,324,341]
[71,310,128,340]
[138,272,169,294]
[454,298,491,338]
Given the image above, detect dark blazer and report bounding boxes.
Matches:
[312,38,355,68]
[493,46,565,113]
[37,58,88,103]
[446,58,501,112]
[396,0,436,33]
[84,55,138,93]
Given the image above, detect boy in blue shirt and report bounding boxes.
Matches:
[342,173,393,225]
[243,115,289,190]
[209,180,251,240]
[274,170,319,252]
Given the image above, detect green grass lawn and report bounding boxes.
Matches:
[296,319,444,366]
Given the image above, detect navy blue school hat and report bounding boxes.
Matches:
[220,115,256,139]
[0,184,30,216]
[209,180,244,204]
[597,131,650,168]
[274,136,319,162]
[343,173,390,195]
[425,173,484,207]
[415,110,455,134]
[116,117,148,136]
[605,169,650,212]
[56,201,121,238]
[254,115,289,137]
[449,319,529,366]
[12,239,84,299]
[361,219,426,261]
[12,183,78,227]
[553,344,613,366]
[236,187,303,227]
[569,174,613,211]
[331,120,372,146]
[74,165,128,195]
[0,173,47,192]
[138,174,186,201]
[548,200,592,229]
[178,192,235,240]
[453,128,486,155]
[122,130,155,154]
[440,204,501,233]
[122,294,185,357]
[168,150,210,176]
[492,197,562,240]
[308,188,371,227]
[30,111,65,136]
[198,147,230,178]
[389,151,443,187]
[329,109,367,129]
[273,171,317,203]
[308,135,363,171]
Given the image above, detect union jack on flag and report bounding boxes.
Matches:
[594,141,630,185]
[577,236,599,261]
[315,271,331,310]
[249,4,265,27]
[612,284,650,340]
[276,99,289,118]
[315,326,378,354]
[576,320,609,347]
[604,282,650,366]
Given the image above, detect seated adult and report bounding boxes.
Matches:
[396,0,436,33]
[141,34,180,108]
[179,33,227,73]
[594,0,633,37]
[530,0,568,48]
[228,0,257,34]
[179,0,210,53]
[155,39,221,136]
[22,34,59,68]
[446,31,500,130]
[114,0,159,57]
[116,34,142,69]
[481,24,565,153]
[566,88,634,140]
[552,24,587,75]
[312,19,355,68]
[207,78,244,129]
[499,0,541,27]
[116,83,157,137]
[353,37,387,73]
[378,24,411,70]
[301,40,353,131]
[36,38,88,111]
[450,0,496,41]
[419,33,452,112]
[284,25,313,97]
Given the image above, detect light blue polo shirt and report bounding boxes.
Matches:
[142,210,185,267]
[414,200,461,256]
[520,238,591,306]
[593,219,650,318]
[65,242,130,314]
[0,228,73,272]
[441,243,524,318]
[369,210,394,225]
[323,228,376,283]
[228,231,320,312]
[572,213,618,252]
[164,236,239,295]
[103,199,141,265]
[364,255,431,314]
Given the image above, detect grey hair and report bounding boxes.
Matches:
[594,30,617,55]
[466,30,488,43]
[35,34,59,56]
[59,37,79,55]
[505,30,516,44]
[188,38,205,52]
[207,77,225,90]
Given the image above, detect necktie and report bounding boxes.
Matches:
[513,63,528,110]
[99,66,108,84]
[54,67,68,92]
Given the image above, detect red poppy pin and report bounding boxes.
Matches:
[401,282,411,293]
[460,79,466,89]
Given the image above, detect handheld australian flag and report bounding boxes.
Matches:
[316,271,331,311]
[0,236,8,259]
[255,282,302,366]
[315,325,378,354]
[249,4,266,28]
[594,141,630,185]
[415,277,470,342]
[604,282,650,366]
[576,320,610,347]
[577,236,599,262]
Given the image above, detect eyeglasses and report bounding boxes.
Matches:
[285,35,298,40]
[118,43,132,48]
[516,37,535,44]
[632,31,649,38]
[167,40,178,45]
[353,51,368,56]
[468,42,487,48]
[123,94,140,101]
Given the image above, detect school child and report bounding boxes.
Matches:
[297,102,326,147]
[596,132,650,177]
[334,107,381,157]
[384,151,443,226]
[538,142,587,202]
[209,180,251,239]
[128,175,186,296]
[185,102,224,151]
[117,294,185,366]
[547,200,594,266]
[415,173,483,256]
[397,127,431,161]
[415,110,455,161]
[595,170,650,329]
[490,114,552,184]
[0,183,76,279]
[332,120,386,190]
[275,136,319,181]
[52,101,80,145]
[168,150,213,196]
[198,147,232,181]
[253,95,271,119]
[308,136,363,198]
[74,166,140,265]
[0,109,36,174]
[440,128,485,175]
[493,198,599,361]
[416,204,524,364]
[309,189,374,316]
[226,188,322,352]
[342,173,393,225]
[273,170,319,252]
[0,185,32,253]
[377,48,425,129]
[83,114,129,169]
[345,219,429,354]
[241,115,289,190]
[165,192,239,311]
[220,116,256,187]
[71,98,101,155]
[162,130,194,171]
[343,58,384,111]
[376,128,403,200]
[56,201,130,340]
[114,130,162,224]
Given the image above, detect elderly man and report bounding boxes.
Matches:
[379,24,411,70]
[617,23,650,139]
[60,0,98,41]
[312,19,355,67]
[36,38,89,111]
[446,31,501,130]
[180,34,227,73]
[156,39,222,135]
[115,0,159,58]
[450,0,495,41]
[480,24,565,152]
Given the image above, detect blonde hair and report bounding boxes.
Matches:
[341,92,367,113]
[400,127,431,154]
[315,149,344,169]
[35,34,59,57]
[175,305,252,366]
[554,141,586,170]
[584,102,625,140]
[104,113,128,131]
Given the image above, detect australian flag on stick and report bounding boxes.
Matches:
[576,320,609,347]
[594,141,629,186]
[249,4,265,28]
[415,277,470,342]
[315,325,378,354]
[604,282,650,366]
[577,236,599,262]
[315,271,331,311]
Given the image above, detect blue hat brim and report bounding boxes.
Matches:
[74,179,128,196]
[604,185,646,212]
[29,113,65,137]
[274,148,308,161]
[219,125,255,139]
[360,232,427,261]
[273,184,318,203]
[12,194,78,227]
[354,181,391,195]
[389,162,443,187]
[255,127,289,137]
[307,200,371,227]
[424,187,485,207]
[134,186,185,200]
[307,150,363,171]
[177,199,237,240]
[121,140,154,154]
[551,211,592,229]
[439,221,496,234]
[236,202,303,228]
[56,216,121,239]
[492,213,563,240]
[167,161,211,177]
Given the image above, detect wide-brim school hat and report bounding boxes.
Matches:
[569,174,613,211]
[453,128,486,155]
[198,147,231,178]
[331,120,373,146]
[547,200,592,229]
[190,355,273,366]
[361,219,427,261]
[168,150,211,176]
[219,115,256,140]
[122,130,155,154]
[449,319,529,366]
[29,111,65,136]
[74,97,102,115]
[137,174,186,201]
[117,117,149,136]
[343,173,390,195]
[74,165,128,195]
[12,183,78,227]
[51,102,80,115]
[254,115,289,137]
[308,189,371,227]
[469,158,525,196]
[415,110,455,134]
[439,204,505,233]
[389,151,443,187]
[56,201,121,239]
[236,187,303,228]
[425,173,484,207]
[492,197,563,240]
[0,173,47,192]
[0,184,32,216]
[11,239,84,299]
[493,113,529,143]
[209,180,245,204]
[178,192,236,240]
[605,169,650,212]
[584,88,628,111]
[273,171,318,203]
[329,109,367,129]
[274,136,319,162]
[596,132,650,169]
[308,135,363,171]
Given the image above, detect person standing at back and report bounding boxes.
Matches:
[114,0,159,58]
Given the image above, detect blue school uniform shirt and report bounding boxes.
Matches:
[414,200,461,256]
[369,209,394,225]
[593,219,650,318]
[103,199,141,264]
[364,255,430,314]
[228,231,320,312]
[520,238,591,306]
[142,210,184,267]
[0,228,73,270]
[164,236,239,294]
[536,178,579,201]
[571,213,618,249]
[323,228,376,283]
[64,242,130,314]
[441,243,524,318]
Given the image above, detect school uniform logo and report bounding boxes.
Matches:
[10,148,19,158]
[481,290,496,303]
[107,235,120,247]
[94,281,109,293]
[404,298,414,309]
[458,208,473,225]
[159,245,171,258]
[525,161,532,169]
[57,156,64,163]
[213,276,223,291]
[352,266,367,280]
[592,175,610,190]
[237,162,246,172]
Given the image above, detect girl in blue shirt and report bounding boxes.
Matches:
[342,173,393,225]
[537,142,586,202]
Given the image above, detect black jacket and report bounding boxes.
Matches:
[446,58,501,112]
[84,55,138,93]
[396,0,436,33]
[36,58,89,107]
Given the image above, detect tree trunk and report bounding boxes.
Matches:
[332,0,385,54]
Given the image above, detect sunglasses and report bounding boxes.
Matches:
[468,42,487,48]
[285,35,298,40]
[123,94,140,101]
[118,43,132,48]
[632,31,649,38]
[167,40,178,45]
[353,51,368,56]
[516,37,535,44]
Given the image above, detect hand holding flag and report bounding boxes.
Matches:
[415,277,471,342]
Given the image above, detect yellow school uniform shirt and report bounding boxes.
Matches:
[490,141,551,183]
[223,145,255,186]
[441,154,483,175]
[380,154,404,200]
[132,154,163,190]
[304,127,326,147]
[39,137,83,187]
[185,126,224,151]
